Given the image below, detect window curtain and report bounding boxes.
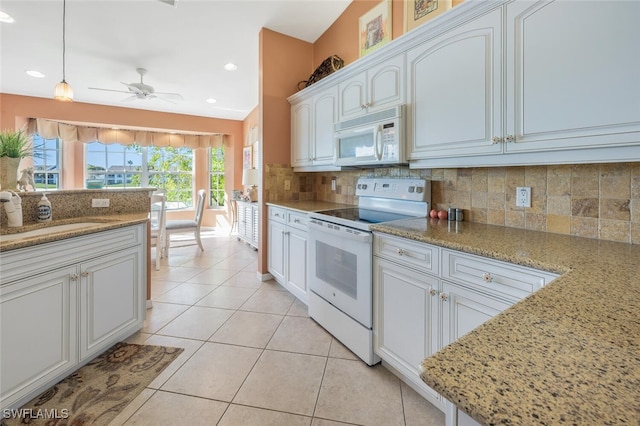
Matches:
[27,118,227,148]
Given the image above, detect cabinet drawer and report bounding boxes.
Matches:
[287,211,308,231]
[442,249,557,301]
[374,233,439,275]
[269,206,287,224]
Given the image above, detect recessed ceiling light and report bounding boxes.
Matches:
[224,63,238,71]
[0,11,14,23]
[206,98,217,104]
[26,70,45,78]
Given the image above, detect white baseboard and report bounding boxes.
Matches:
[257,271,273,282]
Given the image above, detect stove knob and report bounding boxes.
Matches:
[408,186,415,193]
[416,187,423,193]
[362,184,367,189]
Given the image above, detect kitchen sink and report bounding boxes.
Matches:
[0,222,106,242]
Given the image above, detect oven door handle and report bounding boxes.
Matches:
[308,220,372,243]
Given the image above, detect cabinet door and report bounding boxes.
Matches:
[407,8,503,160]
[373,258,441,403]
[312,87,338,165]
[237,203,248,239]
[505,0,640,153]
[286,227,308,304]
[368,54,404,113]
[251,204,259,246]
[79,246,144,360]
[291,100,312,166]
[338,71,367,121]
[0,266,77,408]
[268,219,286,284]
[440,280,512,347]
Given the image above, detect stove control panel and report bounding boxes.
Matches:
[355,178,431,202]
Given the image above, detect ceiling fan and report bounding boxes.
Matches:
[89,68,183,103]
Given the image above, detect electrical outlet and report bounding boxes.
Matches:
[284,180,291,191]
[516,187,531,208]
[331,179,337,191]
[92,198,110,208]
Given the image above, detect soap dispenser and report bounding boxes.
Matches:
[37,194,52,222]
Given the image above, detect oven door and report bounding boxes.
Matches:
[307,219,373,328]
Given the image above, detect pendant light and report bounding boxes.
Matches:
[54,0,73,101]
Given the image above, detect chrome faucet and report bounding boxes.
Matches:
[0,190,23,227]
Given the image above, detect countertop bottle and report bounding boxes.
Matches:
[37,194,52,222]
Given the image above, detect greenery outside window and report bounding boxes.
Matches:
[32,134,61,190]
[210,146,225,207]
[85,142,194,207]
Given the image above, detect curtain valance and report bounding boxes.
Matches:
[27,118,227,148]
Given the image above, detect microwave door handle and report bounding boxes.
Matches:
[375,125,383,161]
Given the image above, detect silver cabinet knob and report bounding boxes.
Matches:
[482,272,493,283]
[397,248,405,256]
[70,274,79,281]
[505,135,515,143]
[492,136,502,144]
[429,288,438,297]
[440,292,448,302]
[81,271,89,277]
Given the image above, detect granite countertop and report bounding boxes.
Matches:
[370,218,640,425]
[0,214,149,252]
[266,200,354,214]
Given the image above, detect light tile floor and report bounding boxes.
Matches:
[111,229,445,426]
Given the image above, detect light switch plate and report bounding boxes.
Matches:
[92,198,110,208]
[331,179,337,191]
[284,180,291,191]
[516,187,531,208]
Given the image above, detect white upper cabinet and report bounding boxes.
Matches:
[407,7,503,159]
[407,0,640,167]
[338,54,405,121]
[291,86,338,169]
[504,0,640,152]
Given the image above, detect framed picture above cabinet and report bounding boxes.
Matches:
[404,0,453,32]
[359,0,392,57]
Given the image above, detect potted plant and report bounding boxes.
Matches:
[0,129,32,190]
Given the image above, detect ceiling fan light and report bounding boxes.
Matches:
[54,80,74,101]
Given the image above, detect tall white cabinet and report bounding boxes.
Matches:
[0,224,146,410]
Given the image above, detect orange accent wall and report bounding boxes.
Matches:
[257,28,314,274]
[313,0,464,68]
[0,93,244,227]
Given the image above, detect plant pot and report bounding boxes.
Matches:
[0,157,21,190]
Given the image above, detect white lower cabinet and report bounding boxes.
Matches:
[268,206,309,304]
[373,233,557,425]
[0,224,146,410]
[79,247,144,360]
[374,257,442,405]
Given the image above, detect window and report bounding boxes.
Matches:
[86,142,142,188]
[147,146,193,208]
[209,146,225,207]
[85,142,194,207]
[32,134,61,190]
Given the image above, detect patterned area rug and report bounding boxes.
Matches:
[2,342,184,425]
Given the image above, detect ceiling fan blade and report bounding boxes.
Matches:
[154,92,183,101]
[121,95,140,102]
[88,87,131,94]
[121,82,143,94]
[156,96,177,104]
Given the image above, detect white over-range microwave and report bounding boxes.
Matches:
[334,105,407,167]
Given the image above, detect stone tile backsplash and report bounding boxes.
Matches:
[264,162,639,244]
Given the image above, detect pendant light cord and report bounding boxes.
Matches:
[62,0,66,81]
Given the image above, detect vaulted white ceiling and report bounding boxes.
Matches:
[0,0,352,121]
